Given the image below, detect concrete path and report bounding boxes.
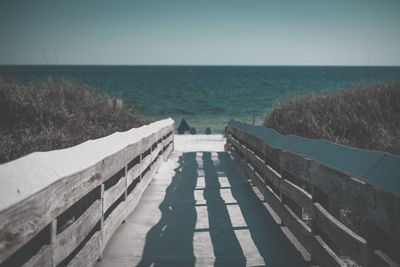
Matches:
[96,135,310,267]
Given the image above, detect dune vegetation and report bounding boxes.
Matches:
[263,82,400,156]
[0,77,144,164]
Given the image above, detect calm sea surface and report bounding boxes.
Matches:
[1,66,399,133]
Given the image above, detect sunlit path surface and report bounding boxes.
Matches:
[96,135,310,267]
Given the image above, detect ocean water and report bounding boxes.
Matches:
[1,66,400,133]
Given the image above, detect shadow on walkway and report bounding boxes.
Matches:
[138,152,307,267]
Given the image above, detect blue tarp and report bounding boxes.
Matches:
[228,120,400,196]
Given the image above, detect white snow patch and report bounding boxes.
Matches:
[174,134,225,152]
[0,118,174,213]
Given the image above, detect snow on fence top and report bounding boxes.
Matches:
[0,118,174,213]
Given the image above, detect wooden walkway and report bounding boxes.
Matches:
[96,135,310,267]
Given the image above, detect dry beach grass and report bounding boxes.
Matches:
[0,78,144,164]
[264,82,400,263]
[263,82,400,156]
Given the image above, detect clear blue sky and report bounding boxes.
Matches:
[0,0,399,65]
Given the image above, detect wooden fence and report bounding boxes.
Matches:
[0,119,174,267]
[226,120,400,267]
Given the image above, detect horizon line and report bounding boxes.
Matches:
[1,64,400,67]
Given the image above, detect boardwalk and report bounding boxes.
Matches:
[96,135,310,267]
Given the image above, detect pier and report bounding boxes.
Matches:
[0,119,399,267]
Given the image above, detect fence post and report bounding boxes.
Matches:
[99,184,104,262]
[123,165,128,224]
[171,125,175,152]
[51,219,57,267]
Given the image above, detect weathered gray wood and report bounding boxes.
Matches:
[125,186,142,217]
[264,164,282,192]
[228,123,400,267]
[0,119,174,265]
[246,165,266,195]
[50,219,57,266]
[151,144,162,162]
[162,133,173,147]
[282,202,313,244]
[99,184,104,261]
[229,136,248,158]
[124,141,141,167]
[141,154,152,175]
[152,155,162,174]
[283,202,344,267]
[164,141,173,159]
[141,132,157,152]
[54,199,101,265]
[312,235,344,267]
[281,179,312,212]
[103,201,128,245]
[227,125,359,267]
[67,232,101,267]
[0,130,146,264]
[280,150,400,241]
[103,176,126,212]
[123,166,128,220]
[158,125,168,141]
[313,202,368,266]
[0,166,103,264]
[141,167,154,192]
[126,163,141,186]
[21,245,52,267]
[372,250,400,267]
[237,128,265,157]
[246,148,266,174]
[261,182,341,267]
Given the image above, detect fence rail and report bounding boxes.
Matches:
[226,120,400,267]
[0,119,174,267]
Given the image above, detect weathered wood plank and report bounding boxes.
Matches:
[141,132,157,152]
[313,202,368,266]
[227,127,345,267]
[103,176,127,212]
[151,144,162,162]
[158,125,168,140]
[281,179,312,212]
[272,190,343,267]
[141,154,152,175]
[103,201,128,246]
[0,119,174,265]
[312,235,344,267]
[67,231,101,267]
[124,140,141,165]
[99,184,104,261]
[246,166,266,195]
[21,245,52,267]
[230,137,248,158]
[126,163,141,187]
[163,142,169,161]
[125,147,162,215]
[280,150,400,241]
[281,202,313,243]
[141,167,154,192]
[152,154,162,173]
[165,142,173,159]
[0,166,103,264]
[246,149,266,175]
[54,199,102,265]
[372,250,400,267]
[238,129,265,157]
[264,164,282,191]
[162,133,173,147]
[125,186,142,218]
